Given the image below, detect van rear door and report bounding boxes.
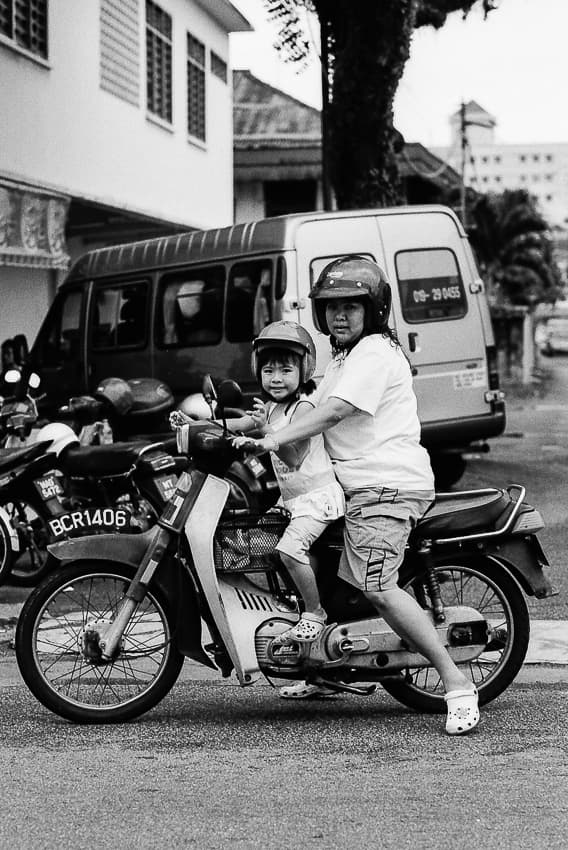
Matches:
[377,209,490,428]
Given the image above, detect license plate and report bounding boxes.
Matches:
[48,507,131,538]
[155,474,178,502]
[35,475,64,500]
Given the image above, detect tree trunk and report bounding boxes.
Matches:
[313,0,416,209]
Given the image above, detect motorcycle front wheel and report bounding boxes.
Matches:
[380,557,530,713]
[16,562,184,723]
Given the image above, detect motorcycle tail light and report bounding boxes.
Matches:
[512,508,544,534]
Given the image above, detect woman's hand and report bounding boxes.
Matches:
[246,397,268,430]
[232,433,279,454]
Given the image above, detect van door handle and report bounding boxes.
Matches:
[408,332,419,353]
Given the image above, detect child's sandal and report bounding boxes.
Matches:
[444,686,480,735]
[275,612,327,645]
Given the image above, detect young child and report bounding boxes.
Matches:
[232,320,344,645]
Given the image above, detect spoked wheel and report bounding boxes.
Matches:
[381,557,530,713]
[15,562,184,723]
[5,501,51,586]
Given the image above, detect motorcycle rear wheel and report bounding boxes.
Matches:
[380,557,530,713]
[16,562,184,723]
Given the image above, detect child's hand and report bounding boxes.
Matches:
[247,397,268,429]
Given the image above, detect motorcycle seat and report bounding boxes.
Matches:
[0,440,54,473]
[416,488,513,539]
[62,442,150,476]
[314,488,515,548]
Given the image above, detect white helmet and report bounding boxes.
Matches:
[36,422,79,457]
[177,393,215,421]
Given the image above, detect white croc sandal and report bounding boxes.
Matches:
[274,613,326,645]
[278,681,336,700]
[444,687,480,735]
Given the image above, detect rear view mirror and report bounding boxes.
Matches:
[202,374,217,405]
[217,380,242,410]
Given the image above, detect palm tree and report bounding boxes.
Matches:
[468,189,563,307]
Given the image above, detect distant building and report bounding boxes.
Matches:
[0,0,250,345]
[233,70,462,223]
[434,101,568,228]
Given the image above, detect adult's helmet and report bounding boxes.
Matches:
[35,423,79,457]
[94,377,134,417]
[310,255,392,336]
[251,321,316,384]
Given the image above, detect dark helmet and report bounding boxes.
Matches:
[310,255,392,336]
[251,320,316,384]
[94,377,134,417]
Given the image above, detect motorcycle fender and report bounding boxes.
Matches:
[0,505,19,553]
[47,527,157,567]
[486,535,557,599]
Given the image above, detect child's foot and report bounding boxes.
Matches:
[274,612,326,645]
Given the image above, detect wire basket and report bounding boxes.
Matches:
[214,508,290,572]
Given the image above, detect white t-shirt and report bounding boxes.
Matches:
[313,335,434,492]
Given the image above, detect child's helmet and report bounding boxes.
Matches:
[251,321,316,384]
[310,255,392,335]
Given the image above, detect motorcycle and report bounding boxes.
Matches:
[0,367,43,448]
[15,378,555,724]
[0,429,182,587]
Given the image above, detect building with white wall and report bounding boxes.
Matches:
[434,101,568,229]
[0,0,250,347]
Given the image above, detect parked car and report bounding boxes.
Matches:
[540,315,568,356]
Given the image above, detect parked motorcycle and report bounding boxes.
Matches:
[15,378,555,723]
[0,426,181,587]
[0,367,43,448]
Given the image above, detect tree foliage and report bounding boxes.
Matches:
[263,0,498,209]
[468,189,563,307]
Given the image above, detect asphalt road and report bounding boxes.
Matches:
[0,672,566,850]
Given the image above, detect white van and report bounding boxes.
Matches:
[29,205,505,486]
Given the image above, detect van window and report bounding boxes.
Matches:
[92,282,149,349]
[395,249,467,323]
[36,288,84,366]
[157,267,224,348]
[226,261,273,342]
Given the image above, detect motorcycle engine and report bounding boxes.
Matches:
[255,619,304,673]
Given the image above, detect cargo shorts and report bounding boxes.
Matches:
[339,486,434,593]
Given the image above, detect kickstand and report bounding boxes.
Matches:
[314,678,376,697]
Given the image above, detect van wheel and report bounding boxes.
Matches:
[429,453,466,490]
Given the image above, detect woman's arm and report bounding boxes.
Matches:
[241,396,356,453]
